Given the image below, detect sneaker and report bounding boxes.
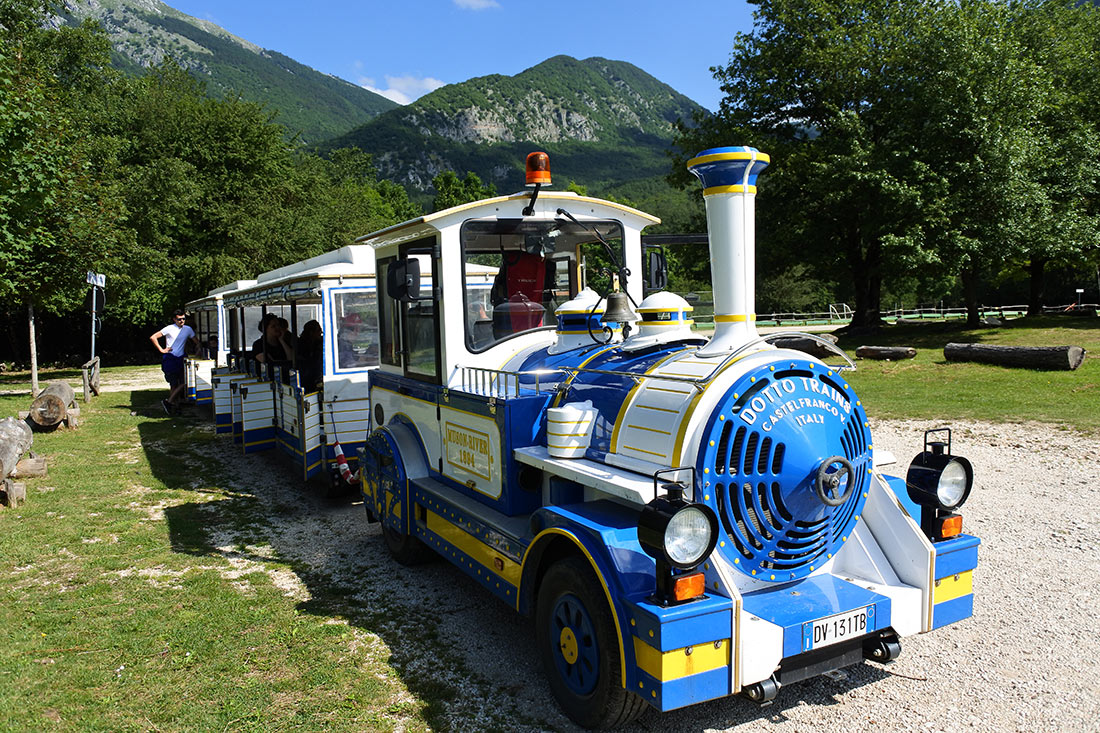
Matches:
[161,399,171,415]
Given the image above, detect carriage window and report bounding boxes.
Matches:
[460,218,624,352]
[403,249,438,381]
[333,291,379,370]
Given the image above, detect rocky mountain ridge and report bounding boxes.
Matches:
[56,0,397,143]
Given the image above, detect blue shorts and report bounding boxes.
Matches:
[162,353,184,388]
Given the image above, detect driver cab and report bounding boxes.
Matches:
[356,161,658,515]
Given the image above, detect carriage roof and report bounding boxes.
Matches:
[353,190,660,251]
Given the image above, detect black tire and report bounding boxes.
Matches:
[535,556,647,729]
[381,521,433,566]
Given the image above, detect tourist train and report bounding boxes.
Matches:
[184,148,979,728]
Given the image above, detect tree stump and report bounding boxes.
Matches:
[771,333,840,359]
[28,381,77,431]
[944,343,1086,371]
[856,345,917,360]
[0,416,33,479]
[1,478,26,507]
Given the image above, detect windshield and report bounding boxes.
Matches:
[460,218,624,352]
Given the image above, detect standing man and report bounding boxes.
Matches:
[150,309,199,414]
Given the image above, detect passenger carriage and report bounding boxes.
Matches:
[354,150,980,728]
[183,280,255,408]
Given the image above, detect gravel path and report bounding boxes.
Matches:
[192,416,1100,732]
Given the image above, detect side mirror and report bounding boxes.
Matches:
[647,248,668,290]
[386,257,421,302]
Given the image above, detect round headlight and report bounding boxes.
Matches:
[937,459,970,508]
[665,506,714,567]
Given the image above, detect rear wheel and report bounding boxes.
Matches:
[535,557,646,729]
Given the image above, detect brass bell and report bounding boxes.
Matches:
[601,291,638,326]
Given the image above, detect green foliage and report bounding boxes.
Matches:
[672,0,1100,324]
[0,5,127,315]
[431,170,496,212]
[1,3,421,342]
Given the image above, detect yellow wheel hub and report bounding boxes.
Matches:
[559,627,579,665]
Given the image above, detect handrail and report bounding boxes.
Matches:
[456,331,855,401]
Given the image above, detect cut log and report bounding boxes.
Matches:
[0,416,33,479]
[856,345,917,360]
[1,478,26,507]
[12,456,47,479]
[771,333,840,359]
[944,342,1086,371]
[29,381,76,431]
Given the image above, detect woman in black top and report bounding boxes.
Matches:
[252,313,295,363]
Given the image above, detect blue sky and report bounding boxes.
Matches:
[165,0,756,111]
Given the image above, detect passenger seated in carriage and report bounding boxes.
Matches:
[296,320,324,391]
[252,313,295,366]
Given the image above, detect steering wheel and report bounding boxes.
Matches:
[814,456,855,507]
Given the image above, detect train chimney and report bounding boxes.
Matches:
[687,146,770,356]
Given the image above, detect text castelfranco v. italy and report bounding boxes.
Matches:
[739,377,852,431]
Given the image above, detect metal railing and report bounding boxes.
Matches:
[456,331,855,401]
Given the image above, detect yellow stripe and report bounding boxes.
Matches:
[609,350,684,452]
[713,314,757,323]
[703,185,757,196]
[635,404,679,414]
[637,306,694,313]
[624,444,667,459]
[670,351,751,464]
[552,345,619,408]
[628,425,671,436]
[633,637,730,681]
[426,509,522,586]
[518,528,628,685]
[686,151,770,167]
[933,570,973,604]
[547,430,587,438]
[647,386,692,395]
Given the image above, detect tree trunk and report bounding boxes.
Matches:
[961,264,981,328]
[855,345,917,360]
[0,416,33,479]
[28,302,39,396]
[29,381,76,430]
[847,234,884,329]
[1027,256,1048,317]
[944,342,1085,370]
[771,334,840,359]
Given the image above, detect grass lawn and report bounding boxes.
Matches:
[832,315,1100,433]
[0,389,430,732]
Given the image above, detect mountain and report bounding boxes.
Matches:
[56,0,398,143]
[322,55,705,199]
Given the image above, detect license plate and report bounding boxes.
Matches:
[802,605,874,652]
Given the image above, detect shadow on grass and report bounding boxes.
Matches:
[137,392,897,731]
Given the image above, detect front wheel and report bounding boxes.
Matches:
[535,557,646,729]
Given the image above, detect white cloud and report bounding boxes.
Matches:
[358,74,446,105]
[454,0,500,10]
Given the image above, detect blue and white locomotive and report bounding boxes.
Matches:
[358,148,977,727]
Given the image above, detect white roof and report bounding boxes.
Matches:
[354,190,660,251]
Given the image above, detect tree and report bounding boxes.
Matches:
[671,0,1100,326]
[431,170,496,212]
[0,1,125,388]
